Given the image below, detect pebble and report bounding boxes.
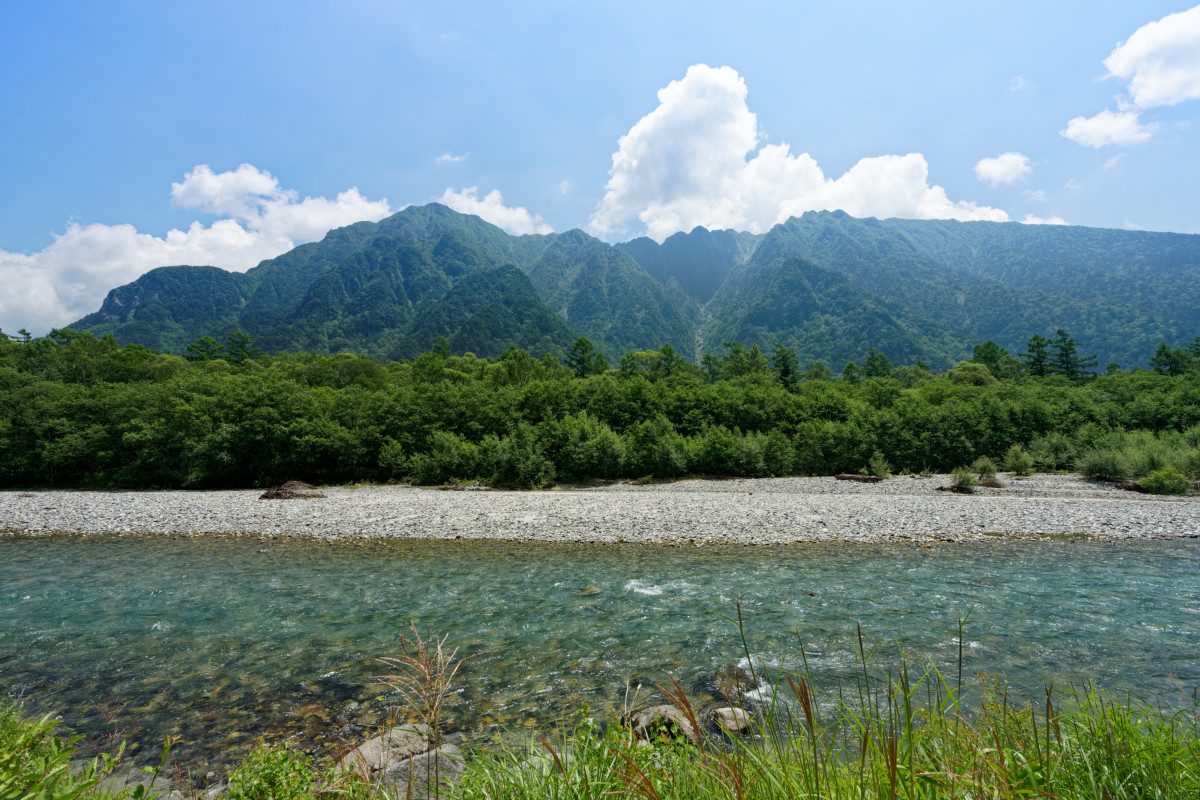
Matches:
[1,475,1196,545]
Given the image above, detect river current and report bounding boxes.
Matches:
[1,535,1197,770]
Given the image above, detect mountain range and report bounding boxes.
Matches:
[70,204,1200,370]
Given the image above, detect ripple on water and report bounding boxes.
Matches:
[0,536,1198,770]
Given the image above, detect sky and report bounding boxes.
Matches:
[2,1,1199,335]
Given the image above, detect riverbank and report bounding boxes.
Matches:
[2,474,1197,544]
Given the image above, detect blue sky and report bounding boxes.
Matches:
[2,1,1199,333]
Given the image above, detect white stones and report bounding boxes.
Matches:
[1,475,1197,545]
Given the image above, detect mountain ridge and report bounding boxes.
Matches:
[69,204,1200,370]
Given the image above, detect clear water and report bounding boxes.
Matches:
[1,535,1198,772]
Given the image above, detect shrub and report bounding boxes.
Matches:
[1031,432,1075,470]
[410,430,478,485]
[695,425,741,475]
[950,467,977,494]
[760,430,795,477]
[970,456,997,479]
[488,424,555,489]
[867,450,891,478]
[1137,467,1192,495]
[622,416,688,478]
[555,414,624,480]
[1076,448,1130,480]
[1002,444,1034,477]
[227,744,314,800]
[0,705,119,800]
[1174,448,1200,480]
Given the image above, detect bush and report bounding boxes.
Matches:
[1031,432,1076,470]
[970,456,997,479]
[622,416,689,478]
[1136,467,1192,495]
[1076,448,1130,480]
[867,450,891,478]
[410,431,479,485]
[227,744,314,800]
[0,705,120,800]
[1002,444,1034,477]
[1174,448,1200,480]
[488,424,555,489]
[554,414,624,480]
[950,467,977,494]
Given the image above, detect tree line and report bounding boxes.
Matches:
[1,327,1198,489]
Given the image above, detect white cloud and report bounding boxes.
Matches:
[1103,153,1128,170]
[1060,109,1158,147]
[557,179,571,196]
[1010,75,1030,92]
[0,164,391,336]
[437,187,553,235]
[588,64,1008,242]
[1023,189,1049,202]
[435,152,469,164]
[974,152,1033,186]
[1062,6,1200,148]
[1021,213,1069,225]
[1103,5,1200,108]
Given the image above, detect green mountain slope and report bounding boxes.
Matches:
[390,264,577,360]
[527,229,696,359]
[620,211,1200,368]
[68,204,692,360]
[616,227,758,304]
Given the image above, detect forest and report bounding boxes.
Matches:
[3,327,1199,491]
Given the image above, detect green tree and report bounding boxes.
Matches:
[1149,342,1188,376]
[1050,328,1097,379]
[971,340,1022,379]
[770,343,800,391]
[223,330,261,365]
[184,336,226,361]
[720,341,768,378]
[842,361,861,382]
[1021,334,1051,377]
[565,336,609,378]
[803,360,833,382]
[862,347,892,378]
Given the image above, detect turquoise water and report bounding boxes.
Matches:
[1,535,1198,771]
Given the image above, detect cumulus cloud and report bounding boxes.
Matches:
[437,187,553,235]
[588,64,1008,241]
[974,152,1033,186]
[1060,109,1159,147]
[1021,213,1069,225]
[1103,5,1200,108]
[1062,6,1200,148]
[0,164,391,336]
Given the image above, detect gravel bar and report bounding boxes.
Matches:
[2,475,1198,545]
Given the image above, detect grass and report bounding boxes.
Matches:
[453,612,1200,800]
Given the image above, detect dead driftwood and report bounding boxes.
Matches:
[834,474,885,483]
[260,480,326,500]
